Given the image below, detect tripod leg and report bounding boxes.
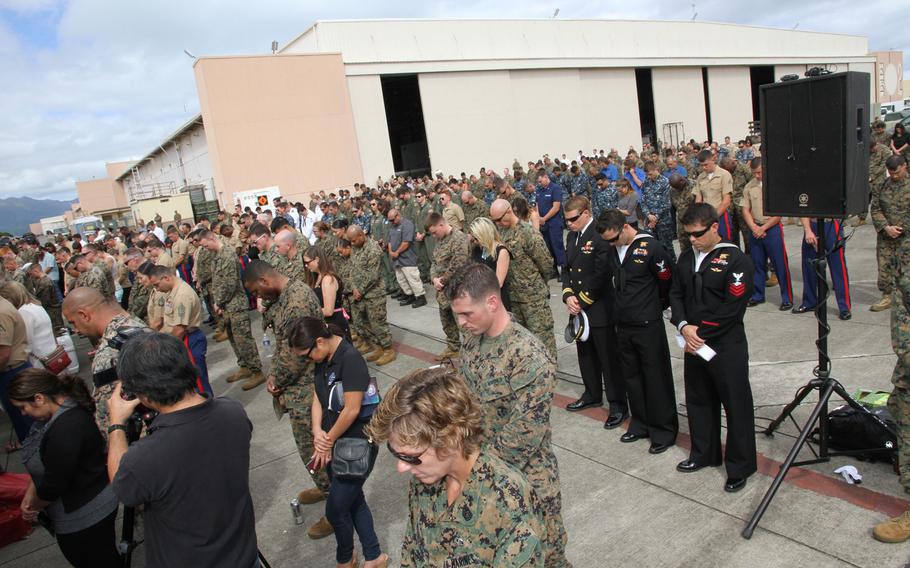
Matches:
[119,506,135,568]
[743,379,837,539]
[763,379,822,436]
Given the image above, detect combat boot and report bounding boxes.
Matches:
[366,347,384,362]
[766,273,779,287]
[240,371,266,391]
[297,488,326,505]
[874,510,910,543]
[411,295,427,308]
[307,516,334,540]
[352,337,367,351]
[375,347,397,366]
[226,368,250,383]
[870,295,892,312]
[213,329,229,342]
[436,347,459,361]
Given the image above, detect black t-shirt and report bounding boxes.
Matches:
[893,133,910,149]
[314,339,371,439]
[112,397,257,568]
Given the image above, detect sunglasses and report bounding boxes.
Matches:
[491,210,509,223]
[387,442,426,465]
[604,233,621,243]
[687,226,712,238]
[565,212,585,224]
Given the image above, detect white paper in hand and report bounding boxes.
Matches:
[675,334,717,361]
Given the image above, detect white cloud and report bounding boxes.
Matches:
[0,0,906,202]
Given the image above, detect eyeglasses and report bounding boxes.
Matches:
[386,442,427,465]
[303,258,315,266]
[298,346,313,358]
[565,212,585,224]
[604,232,621,243]
[687,226,712,238]
[491,210,510,223]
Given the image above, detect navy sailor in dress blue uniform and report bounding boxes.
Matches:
[596,208,678,452]
[560,197,628,428]
[669,203,757,493]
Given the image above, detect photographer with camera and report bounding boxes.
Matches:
[106,332,260,567]
[288,317,388,568]
[9,368,120,568]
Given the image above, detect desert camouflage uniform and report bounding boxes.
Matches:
[91,313,148,443]
[500,223,557,357]
[269,279,330,494]
[459,322,569,568]
[350,238,392,349]
[431,228,471,351]
[211,245,261,373]
[75,264,114,299]
[399,450,545,568]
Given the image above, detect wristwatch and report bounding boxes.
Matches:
[108,424,128,434]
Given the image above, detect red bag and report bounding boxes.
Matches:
[0,474,33,548]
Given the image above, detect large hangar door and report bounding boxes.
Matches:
[380,75,431,177]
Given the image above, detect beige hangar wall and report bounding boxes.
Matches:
[346,75,395,184]
[417,68,642,175]
[652,67,708,143]
[707,67,755,141]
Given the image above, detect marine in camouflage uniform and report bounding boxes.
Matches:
[640,173,677,262]
[128,279,152,323]
[875,160,910,294]
[459,321,569,568]
[670,179,697,253]
[268,277,331,495]
[500,222,557,358]
[91,313,148,443]
[430,226,471,352]
[75,263,114,299]
[349,235,392,350]
[195,246,221,330]
[889,227,910,496]
[370,213,398,293]
[869,144,897,308]
[461,198,489,236]
[399,450,546,567]
[211,243,262,373]
[415,199,436,282]
[729,160,754,253]
[26,273,63,331]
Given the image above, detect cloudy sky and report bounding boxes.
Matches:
[0,0,906,201]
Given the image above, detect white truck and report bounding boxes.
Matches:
[234,186,281,214]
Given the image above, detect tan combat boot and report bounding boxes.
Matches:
[240,371,267,391]
[366,346,384,362]
[870,295,892,312]
[297,488,326,505]
[226,368,249,383]
[213,329,229,342]
[376,347,397,366]
[873,510,910,543]
[436,347,459,361]
[352,337,368,351]
[307,516,334,540]
[766,273,779,287]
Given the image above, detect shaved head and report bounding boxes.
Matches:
[62,286,124,339]
[490,199,510,219]
[62,286,109,312]
[274,230,296,246]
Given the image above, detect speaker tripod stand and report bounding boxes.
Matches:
[742,218,890,538]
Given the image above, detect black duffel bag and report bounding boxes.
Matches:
[814,404,897,463]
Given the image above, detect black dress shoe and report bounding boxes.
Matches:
[648,442,673,454]
[839,310,852,320]
[676,459,709,473]
[411,296,427,308]
[399,295,415,306]
[724,477,747,493]
[779,303,793,311]
[603,411,627,429]
[566,398,601,412]
[391,291,405,300]
[620,432,648,443]
[747,299,764,307]
[791,304,813,314]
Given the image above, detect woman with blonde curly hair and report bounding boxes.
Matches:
[366,368,547,567]
[467,217,512,311]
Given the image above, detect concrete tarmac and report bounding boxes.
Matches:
[1,221,909,567]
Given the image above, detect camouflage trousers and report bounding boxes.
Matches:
[511,300,557,359]
[224,309,262,373]
[46,305,64,332]
[285,384,330,494]
[878,234,898,294]
[891,266,910,492]
[352,296,392,349]
[734,206,751,255]
[438,303,461,351]
[676,222,693,254]
[651,216,677,263]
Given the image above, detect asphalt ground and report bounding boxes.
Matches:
[1,220,909,567]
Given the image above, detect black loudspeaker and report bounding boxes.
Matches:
[760,71,870,218]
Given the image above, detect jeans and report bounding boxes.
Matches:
[326,464,380,564]
[0,362,34,441]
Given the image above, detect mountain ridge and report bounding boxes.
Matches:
[0,196,76,235]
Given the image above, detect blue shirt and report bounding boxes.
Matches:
[536,182,564,226]
[625,167,646,196]
[662,165,687,179]
[601,164,619,181]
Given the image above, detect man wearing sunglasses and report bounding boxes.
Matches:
[669,203,756,493]
[596,208,677,453]
[560,197,628,430]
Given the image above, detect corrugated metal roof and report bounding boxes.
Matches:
[282,19,869,64]
[116,114,204,181]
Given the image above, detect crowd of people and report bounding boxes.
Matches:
[1,126,910,566]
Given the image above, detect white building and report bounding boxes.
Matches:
[280,19,883,182]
